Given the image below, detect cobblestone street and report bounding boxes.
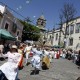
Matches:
[19,58,80,80]
[1,58,80,80]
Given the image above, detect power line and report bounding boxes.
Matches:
[0,1,36,26]
[0,2,26,19]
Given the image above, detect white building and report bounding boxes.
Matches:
[63,17,80,50]
[46,17,80,50]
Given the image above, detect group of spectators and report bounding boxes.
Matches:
[60,49,80,69]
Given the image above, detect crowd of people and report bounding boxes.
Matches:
[0,42,80,80]
[60,49,80,69]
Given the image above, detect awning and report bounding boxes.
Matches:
[0,29,16,40]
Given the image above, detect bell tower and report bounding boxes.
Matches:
[36,15,46,29]
[36,15,47,46]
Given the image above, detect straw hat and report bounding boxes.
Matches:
[11,45,17,49]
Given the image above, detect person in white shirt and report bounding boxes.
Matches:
[50,49,55,59]
[43,49,49,56]
[0,45,21,80]
[24,43,32,65]
[54,50,57,59]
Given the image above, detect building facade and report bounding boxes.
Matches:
[63,17,80,50]
[0,5,23,41]
[46,17,80,50]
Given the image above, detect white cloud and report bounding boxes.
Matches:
[16,8,19,10]
[33,16,36,18]
[26,0,30,4]
[19,6,22,9]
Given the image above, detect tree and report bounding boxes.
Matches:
[60,3,76,47]
[20,20,40,42]
[58,14,63,46]
[61,3,76,36]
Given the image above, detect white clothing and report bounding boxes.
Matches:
[31,55,40,69]
[49,54,52,62]
[54,51,57,59]
[35,50,42,56]
[50,51,55,58]
[32,48,37,55]
[48,51,53,62]
[43,50,49,56]
[62,53,66,58]
[31,49,41,69]
[24,46,32,54]
[0,52,21,80]
[24,46,32,63]
[25,53,29,63]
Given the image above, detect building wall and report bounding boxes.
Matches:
[0,12,3,27]
[47,17,80,50]
[0,5,23,41]
[65,18,80,50]
[47,31,52,45]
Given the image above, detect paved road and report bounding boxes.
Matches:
[0,58,80,80]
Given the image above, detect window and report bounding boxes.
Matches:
[70,25,74,34]
[41,21,44,26]
[66,26,69,35]
[69,38,73,46]
[50,35,52,40]
[12,23,17,33]
[5,23,9,30]
[55,33,58,40]
[17,31,19,36]
[75,23,80,33]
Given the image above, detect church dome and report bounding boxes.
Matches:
[39,15,45,20]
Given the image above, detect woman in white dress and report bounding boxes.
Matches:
[0,45,21,80]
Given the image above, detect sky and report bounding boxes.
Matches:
[0,0,80,30]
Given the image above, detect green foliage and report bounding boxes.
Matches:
[20,20,40,41]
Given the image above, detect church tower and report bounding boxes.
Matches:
[36,15,47,46]
[36,15,46,29]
